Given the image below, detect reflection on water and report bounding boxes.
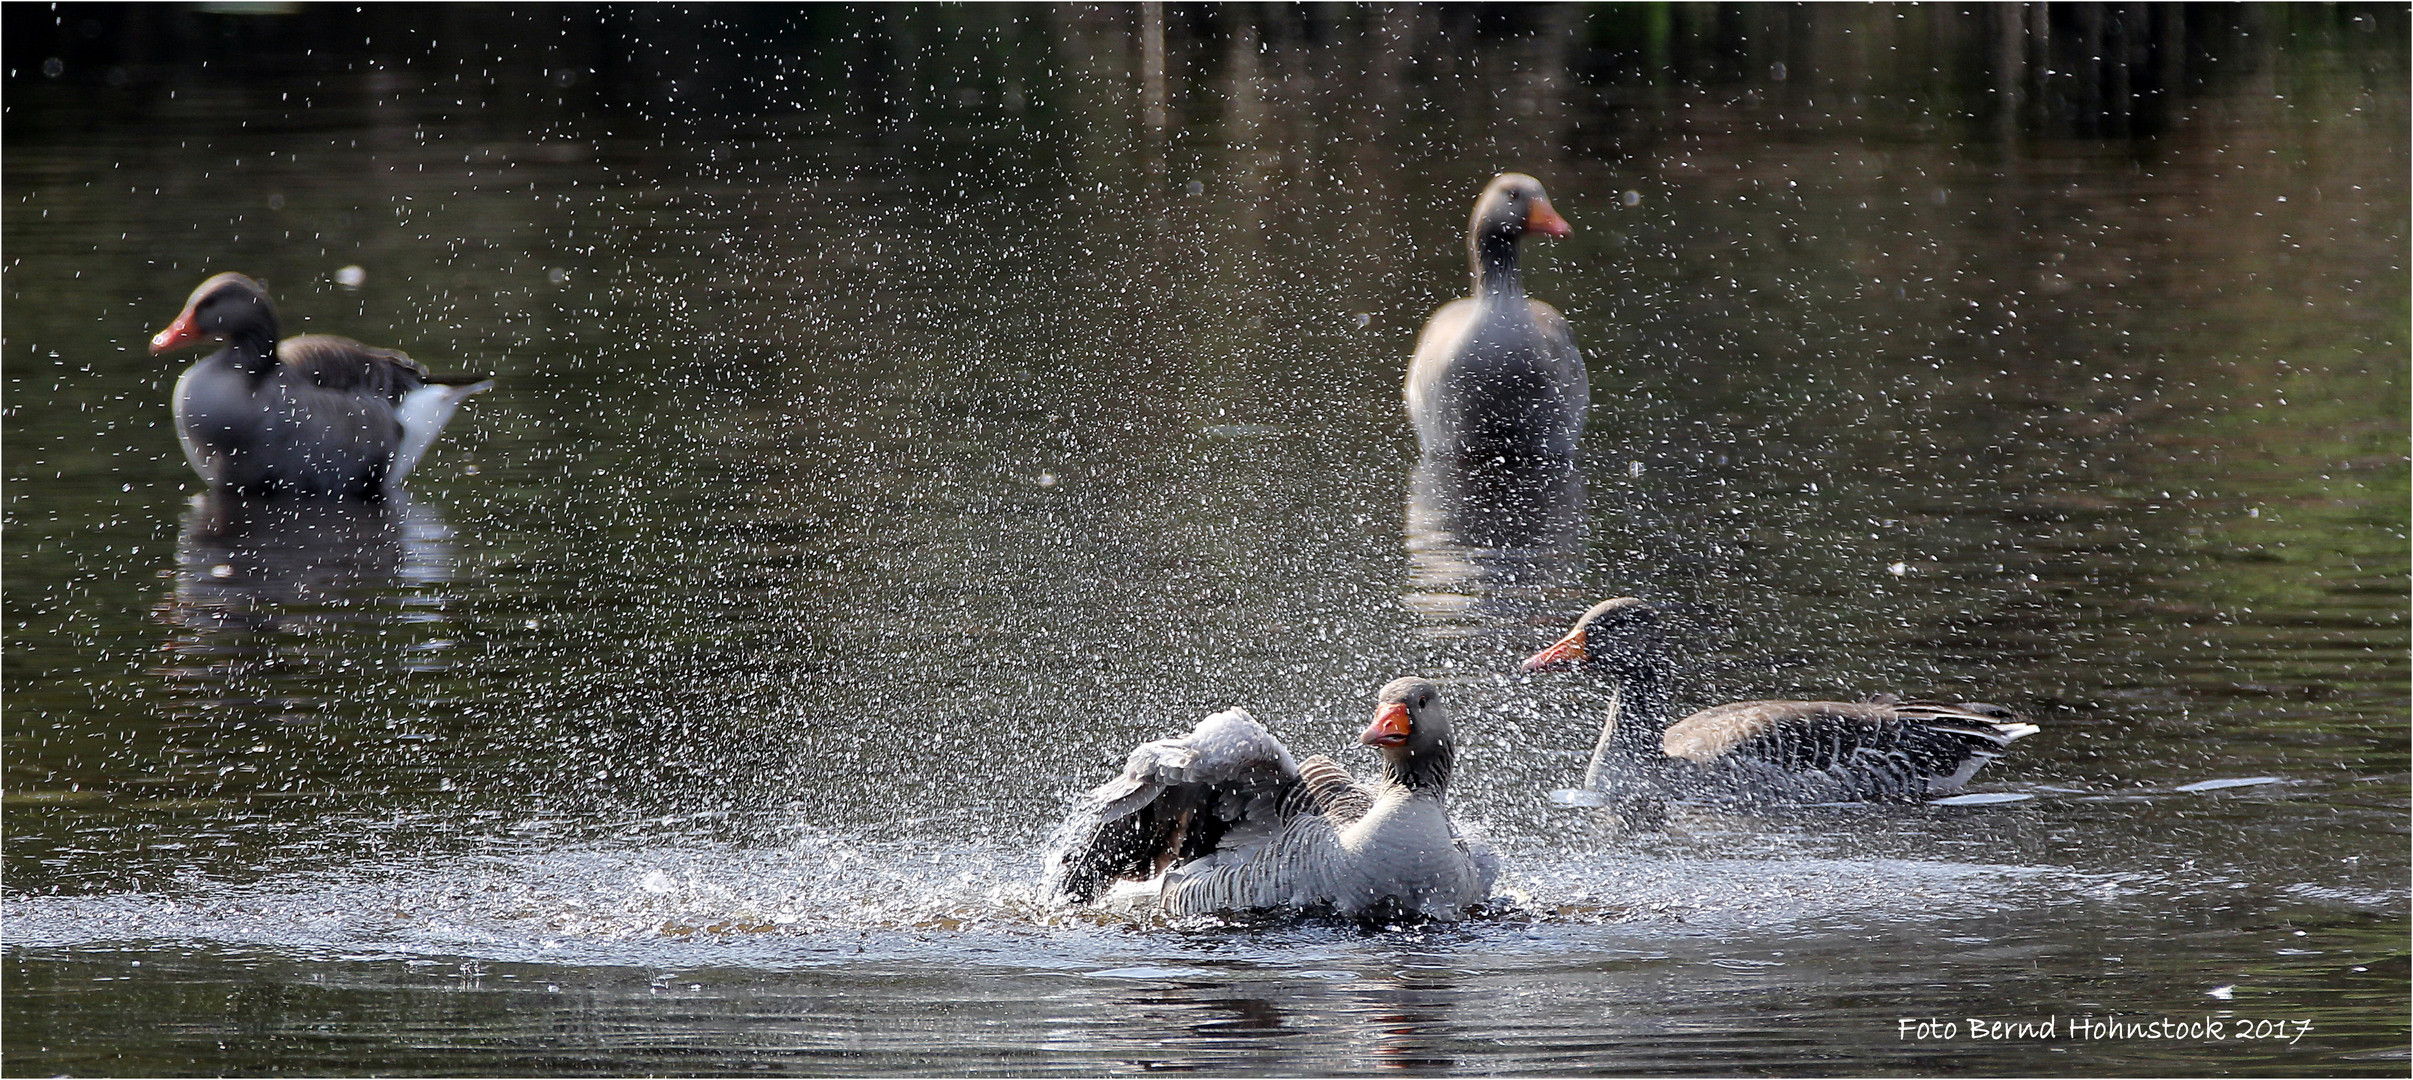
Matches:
[163,490,459,633]
[1402,455,1585,638]
[156,491,464,718]
[1,795,2402,1073]
[1350,970,1462,1071]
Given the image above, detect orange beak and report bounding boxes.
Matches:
[1524,197,1571,238]
[149,309,204,355]
[1521,628,1587,673]
[1360,701,1412,747]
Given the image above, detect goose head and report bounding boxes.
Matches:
[1470,172,1571,248]
[152,273,277,355]
[1524,598,1675,773]
[1362,676,1455,790]
[1521,596,1664,678]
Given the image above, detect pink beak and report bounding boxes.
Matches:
[150,309,204,355]
[1521,628,1587,673]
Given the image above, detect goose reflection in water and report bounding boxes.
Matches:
[154,491,466,711]
[1350,971,1462,1071]
[1402,454,1586,637]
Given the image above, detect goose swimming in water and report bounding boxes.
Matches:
[150,272,492,498]
[1044,677,1498,921]
[1523,598,2040,806]
[1404,172,1587,461]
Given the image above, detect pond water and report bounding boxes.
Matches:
[4,6,2406,1075]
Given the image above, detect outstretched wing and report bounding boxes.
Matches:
[1042,709,1301,904]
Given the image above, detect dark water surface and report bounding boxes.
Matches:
[5,6,2406,1075]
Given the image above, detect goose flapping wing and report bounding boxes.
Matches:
[1043,708,1304,904]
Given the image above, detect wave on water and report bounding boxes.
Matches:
[4,823,2097,971]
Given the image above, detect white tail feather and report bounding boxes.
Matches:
[389,380,492,486]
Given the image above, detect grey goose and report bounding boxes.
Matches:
[1523,598,2040,805]
[1044,677,1498,921]
[1404,172,1587,461]
[151,272,491,498]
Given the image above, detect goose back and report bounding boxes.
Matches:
[1655,699,2039,803]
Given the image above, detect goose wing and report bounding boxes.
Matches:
[1403,297,1481,418]
[278,335,429,400]
[1042,709,1302,904]
[1664,699,2038,800]
[1527,298,1589,424]
[1290,753,1376,824]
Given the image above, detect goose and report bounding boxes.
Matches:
[1404,172,1586,461]
[150,272,492,498]
[1522,598,2040,805]
[1043,677,1498,921]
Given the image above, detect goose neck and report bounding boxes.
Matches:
[223,329,280,376]
[1469,219,1529,298]
[1382,737,1454,796]
[1606,663,1671,756]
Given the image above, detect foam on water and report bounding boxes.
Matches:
[3,821,2098,974]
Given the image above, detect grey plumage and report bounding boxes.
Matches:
[153,273,491,498]
[1404,172,1587,461]
[1530,598,2040,806]
[1043,680,1498,921]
